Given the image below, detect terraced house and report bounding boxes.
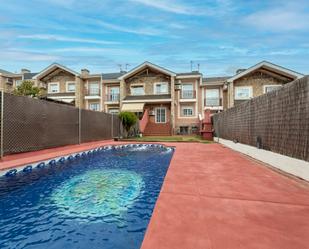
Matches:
[0,61,303,135]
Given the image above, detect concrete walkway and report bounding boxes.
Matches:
[1,141,309,248]
[141,143,309,249]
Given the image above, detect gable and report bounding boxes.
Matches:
[34,63,79,81]
[234,69,293,85]
[119,61,176,80]
[227,61,303,83]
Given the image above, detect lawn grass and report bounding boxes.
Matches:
[122,135,212,143]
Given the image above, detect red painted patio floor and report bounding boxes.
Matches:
[1,141,309,249]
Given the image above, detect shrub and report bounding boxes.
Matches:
[119,111,138,137]
[13,80,41,97]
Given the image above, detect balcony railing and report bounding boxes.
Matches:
[204,98,222,107]
[106,94,120,102]
[85,88,100,96]
[180,90,196,99]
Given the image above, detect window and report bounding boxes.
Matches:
[179,126,189,135]
[181,84,194,98]
[109,108,119,114]
[66,82,76,92]
[89,82,100,95]
[108,87,120,101]
[205,89,220,106]
[154,82,168,94]
[155,107,166,123]
[235,86,252,100]
[48,82,59,93]
[15,80,22,87]
[89,103,100,111]
[263,85,282,93]
[181,106,194,116]
[131,85,144,95]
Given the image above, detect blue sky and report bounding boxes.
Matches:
[0,0,308,76]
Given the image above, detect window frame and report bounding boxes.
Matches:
[234,86,253,100]
[48,82,60,94]
[181,106,194,117]
[205,88,220,106]
[263,84,282,94]
[181,83,194,98]
[155,107,167,123]
[89,102,100,111]
[88,82,100,95]
[66,81,76,93]
[108,108,119,114]
[154,82,168,94]
[131,85,145,96]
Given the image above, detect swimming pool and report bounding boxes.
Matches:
[0,144,174,249]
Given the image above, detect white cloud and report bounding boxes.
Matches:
[128,0,205,15]
[53,47,141,56]
[95,20,163,36]
[245,8,309,32]
[18,34,120,45]
[0,50,59,61]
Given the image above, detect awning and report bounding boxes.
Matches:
[121,103,145,112]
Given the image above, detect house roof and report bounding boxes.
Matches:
[227,61,304,83]
[202,76,230,85]
[33,63,80,80]
[24,72,38,80]
[102,72,126,80]
[0,69,13,75]
[119,61,176,80]
[177,71,201,76]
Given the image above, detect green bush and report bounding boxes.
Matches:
[13,80,41,97]
[119,111,138,136]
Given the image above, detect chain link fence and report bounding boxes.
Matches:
[0,93,123,156]
[213,76,309,162]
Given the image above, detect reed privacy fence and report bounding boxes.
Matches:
[0,92,122,156]
[213,76,309,162]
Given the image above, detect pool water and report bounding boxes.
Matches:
[0,144,173,249]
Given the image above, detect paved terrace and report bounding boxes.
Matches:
[1,141,309,249]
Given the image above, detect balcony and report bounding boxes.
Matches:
[84,88,100,99]
[204,98,222,107]
[106,94,120,102]
[180,90,196,99]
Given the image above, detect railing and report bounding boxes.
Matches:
[85,88,100,96]
[204,98,222,107]
[139,109,149,133]
[106,94,120,102]
[181,90,196,99]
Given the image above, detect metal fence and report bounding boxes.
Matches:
[0,93,123,156]
[213,76,309,162]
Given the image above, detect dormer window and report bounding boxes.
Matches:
[48,82,60,93]
[131,85,144,95]
[154,82,168,94]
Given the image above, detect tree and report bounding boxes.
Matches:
[119,111,138,137]
[13,80,41,97]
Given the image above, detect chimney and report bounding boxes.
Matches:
[21,68,31,74]
[236,68,246,74]
[81,68,89,76]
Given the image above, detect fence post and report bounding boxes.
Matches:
[111,114,113,138]
[0,91,4,158]
[78,107,81,144]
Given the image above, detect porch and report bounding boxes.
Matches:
[122,102,172,136]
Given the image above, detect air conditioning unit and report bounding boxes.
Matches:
[149,110,155,116]
[175,84,181,90]
[6,78,13,84]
